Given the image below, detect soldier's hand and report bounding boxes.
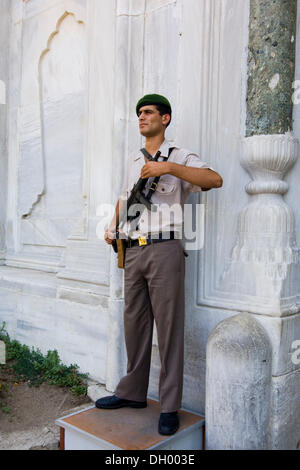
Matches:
[141,161,169,178]
[104,228,115,245]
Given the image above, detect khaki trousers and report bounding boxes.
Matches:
[115,239,185,413]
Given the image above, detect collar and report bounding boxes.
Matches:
[134,140,178,161]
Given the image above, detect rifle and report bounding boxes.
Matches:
[112,149,162,268]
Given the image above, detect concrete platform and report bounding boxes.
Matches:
[56,399,205,450]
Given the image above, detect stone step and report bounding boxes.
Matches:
[56,399,205,450]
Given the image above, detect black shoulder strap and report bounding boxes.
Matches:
[140,148,152,161]
[144,147,175,201]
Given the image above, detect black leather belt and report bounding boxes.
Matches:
[126,232,176,248]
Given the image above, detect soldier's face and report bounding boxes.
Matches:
[138,105,170,137]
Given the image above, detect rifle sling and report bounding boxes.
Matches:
[140,147,175,201]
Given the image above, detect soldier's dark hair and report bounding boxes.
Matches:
[155,104,172,128]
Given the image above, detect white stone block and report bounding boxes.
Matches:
[254,312,300,376]
[0,340,5,364]
[268,369,300,450]
[206,313,272,450]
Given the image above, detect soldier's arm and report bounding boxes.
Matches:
[141,161,223,190]
[169,164,223,190]
[104,199,121,245]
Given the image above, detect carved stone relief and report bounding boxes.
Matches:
[18,9,87,268]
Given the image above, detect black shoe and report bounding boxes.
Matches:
[158,412,179,435]
[95,395,147,409]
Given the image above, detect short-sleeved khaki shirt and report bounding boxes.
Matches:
[120,139,214,239]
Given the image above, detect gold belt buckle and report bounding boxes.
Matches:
[138,236,148,247]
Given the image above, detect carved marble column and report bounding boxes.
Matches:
[220,133,300,316]
[207,0,300,450]
[220,0,300,317]
[246,0,297,136]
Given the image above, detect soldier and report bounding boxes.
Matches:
[96,94,223,435]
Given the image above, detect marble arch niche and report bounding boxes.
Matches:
[18,12,87,271]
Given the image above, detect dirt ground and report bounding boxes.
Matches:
[0,363,92,450]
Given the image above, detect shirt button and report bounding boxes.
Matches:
[162,188,165,192]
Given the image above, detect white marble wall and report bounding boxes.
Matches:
[0,0,10,262]
[0,0,253,405]
[0,0,300,449]
[2,0,115,383]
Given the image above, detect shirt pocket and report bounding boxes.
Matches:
[156,181,176,194]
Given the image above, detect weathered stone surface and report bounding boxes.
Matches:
[205,313,272,450]
[268,369,300,449]
[254,312,300,376]
[246,0,297,136]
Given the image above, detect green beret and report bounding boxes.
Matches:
[136,94,172,116]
